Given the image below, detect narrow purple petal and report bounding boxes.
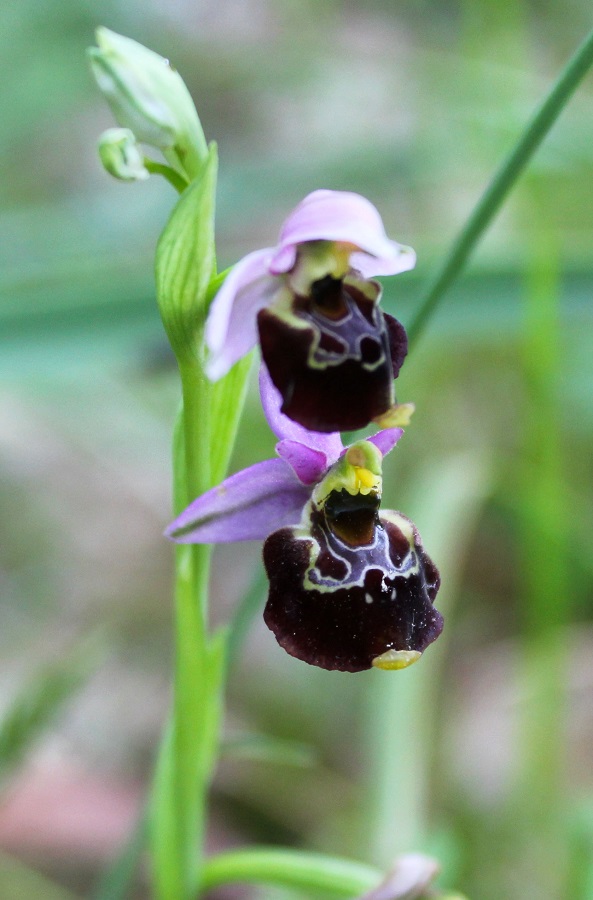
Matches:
[259,365,343,460]
[268,190,416,278]
[276,440,329,485]
[367,427,404,457]
[165,457,311,543]
[205,248,277,380]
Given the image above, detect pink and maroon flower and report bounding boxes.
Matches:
[205,190,416,433]
[166,369,442,672]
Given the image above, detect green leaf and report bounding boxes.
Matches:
[210,351,254,486]
[155,144,218,363]
[225,564,268,672]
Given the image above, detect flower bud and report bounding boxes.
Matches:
[98,128,149,182]
[88,28,207,182]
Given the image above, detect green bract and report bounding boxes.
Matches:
[155,144,218,362]
[88,27,208,183]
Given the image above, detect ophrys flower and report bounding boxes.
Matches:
[205,190,415,433]
[166,370,441,671]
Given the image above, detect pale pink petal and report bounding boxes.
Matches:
[349,244,416,278]
[205,248,276,380]
[269,190,416,278]
[259,365,343,461]
[165,457,310,543]
[367,428,404,457]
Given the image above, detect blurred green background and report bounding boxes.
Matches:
[2,1,593,898]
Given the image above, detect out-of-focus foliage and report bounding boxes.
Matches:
[0,645,96,783]
[2,1,593,898]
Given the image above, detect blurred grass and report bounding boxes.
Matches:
[0,645,96,783]
[2,1,593,898]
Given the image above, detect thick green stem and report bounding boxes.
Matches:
[201,849,382,897]
[180,361,212,507]
[152,349,253,899]
[171,544,209,891]
[170,362,220,895]
[151,359,220,899]
[407,25,593,348]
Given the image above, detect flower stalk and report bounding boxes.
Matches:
[201,848,383,897]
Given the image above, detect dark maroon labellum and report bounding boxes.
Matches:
[263,493,442,672]
[257,275,408,432]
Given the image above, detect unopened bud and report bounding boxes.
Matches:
[98,128,149,182]
[88,28,207,182]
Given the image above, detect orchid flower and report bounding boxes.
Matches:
[205,190,416,433]
[166,369,442,672]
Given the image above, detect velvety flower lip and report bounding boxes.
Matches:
[262,444,442,672]
[204,189,415,383]
[165,367,403,544]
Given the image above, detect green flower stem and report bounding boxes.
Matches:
[171,544,210,888]
[407,24,593,348]
[151,178,219,897]
[152,331,252,898]
[201,849,382,897]
[144,158,189,193]
[170,359,214,892]
[154,356,226,898]
[179,361,212,517]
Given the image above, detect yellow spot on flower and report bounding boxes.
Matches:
[372,649,421,670]
[353,466,377,489]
